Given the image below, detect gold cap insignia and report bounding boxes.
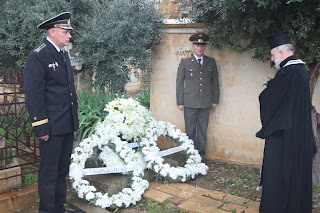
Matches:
[198,39,203,43]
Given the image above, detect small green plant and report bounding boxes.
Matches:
[21,172,38,185]
[76,87,124,141]
[229,208,236,213]
[313,182,320,192]
[136,202,145,208]
[220,199,228,204]
[5,149,12,165]
[133,90,150,109]
[146,199,168,213]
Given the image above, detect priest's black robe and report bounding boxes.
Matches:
[256,56,313,213]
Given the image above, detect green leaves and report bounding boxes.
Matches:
[132,90,150,109]
[75,0,163,91]
[76,87,123,141]
[0,0,72,69]
[1,0,162,92]
[183,0,320,65]
[286,0,303,4]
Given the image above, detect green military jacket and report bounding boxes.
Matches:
[176,54,220,108]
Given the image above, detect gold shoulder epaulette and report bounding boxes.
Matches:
[34,43,46,53]
[183,56,191,59]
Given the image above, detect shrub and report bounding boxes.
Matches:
[76,87,123,141]
[132,90,150,109]
[75,0,163,92]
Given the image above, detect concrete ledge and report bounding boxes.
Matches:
[0,184,39,213]
[0,166,22,193]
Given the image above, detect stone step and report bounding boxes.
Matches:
[66,158,180,212]
[67,169,157,213]
[66,188,111,213]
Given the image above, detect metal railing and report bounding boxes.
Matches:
[0,69,40,181]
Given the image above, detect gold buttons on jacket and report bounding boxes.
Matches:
[71,102,73,105]
[200,84,203,86]
[200,90,203,92]
[70,93,72,96]
[200,78,203,80]
[200,72,203,74]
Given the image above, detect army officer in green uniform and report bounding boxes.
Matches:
[176,33,220,161]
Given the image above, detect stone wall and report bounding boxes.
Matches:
[150,24,320,166]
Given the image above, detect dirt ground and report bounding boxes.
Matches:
[17,153,320,213]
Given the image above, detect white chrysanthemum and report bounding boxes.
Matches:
[85,192,95,201]
[70,97,206,209]
[140,119,208,182]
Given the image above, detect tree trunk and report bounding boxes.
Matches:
[309,62,320,184]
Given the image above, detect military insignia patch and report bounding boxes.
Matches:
[48,62,59,71]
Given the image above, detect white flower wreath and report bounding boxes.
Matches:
[100,98,153,141]
[69,98,208,209]
[69,98,152,208]
[140,119,209,182]
[69,134,149,208]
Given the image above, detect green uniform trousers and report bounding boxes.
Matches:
[184,107,211,160]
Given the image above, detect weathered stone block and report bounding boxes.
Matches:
[0,137,6,167]
[222,203,247,213]
[188,195,224,208]
[157,184,182,195]
[204,190,227,200]
[0,184,39,213]
[167,195,185,205]
[244,200,260,210]
[176,190,195,200]
[143,188,171,203]
[177,200,225,213]
[148,181,163,190]
[84,173,129,195]
[223,194,249,206]
[0,166,22,193]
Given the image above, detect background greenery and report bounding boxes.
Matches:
[0,0,72,69]
[182,0,320,65]
[0,0,162,92]
[75,0,163,92]
[76,88,122,141]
